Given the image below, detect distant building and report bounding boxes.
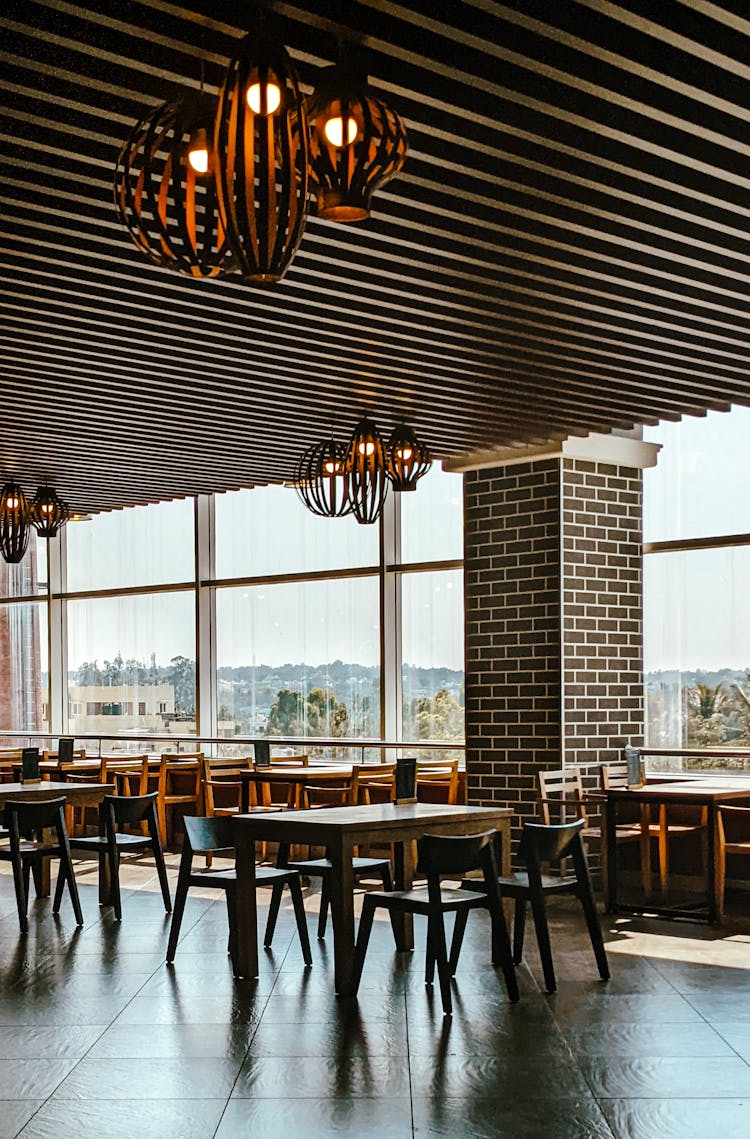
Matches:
[68,684,175,733]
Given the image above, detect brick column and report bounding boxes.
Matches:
[460,435,657,842]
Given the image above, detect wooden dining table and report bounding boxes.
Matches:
[604,778,750,922]
[233,801,513,995]
[0,780,114,899]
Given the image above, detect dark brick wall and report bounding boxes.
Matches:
[463,459,562,836]
[561,457,644,767]
[463,454,644,845]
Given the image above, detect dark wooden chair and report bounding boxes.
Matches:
[287,770,394,940]
[67,792,171,921]
[352,830,519,1016]
[157,752,204,846]
[0,797,82,933]
[494,818,610,994]
[166,815,312,971]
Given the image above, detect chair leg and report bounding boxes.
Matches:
[577,884,610,982]
[529,891,556,994]
[351,893,376,995]
[148,810,172,914]
[317,875,330,940]
[489,901,520,1003]
[52,862,66,914]
[166,859,191,963]
[426,911,452,1016]
[448,908,469,975]
[12,850,29,934]
[58,826,83,926]
[658,804,669,893]
[264,880,283,948]
[512,897,526,965]
[287,876,312,966]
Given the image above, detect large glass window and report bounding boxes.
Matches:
[66,592,195,736]
[0,601,47,731]
[644,405,750,770]
[400,467,463,564]
[215,577,380,740]
[66,499,195,592]
[215,486,378,579]
[401,569,464,743]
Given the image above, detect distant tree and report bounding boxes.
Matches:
[75,660,101,686]
[266,688,304,736]
[167,655,195,715]
[686,682,728,747]
[410,687,464,740]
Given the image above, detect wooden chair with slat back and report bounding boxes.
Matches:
[537,768,592,829]
[60,757,110,836]
[416,760,460,805]
[600,761,707,895]
[717,805,750,920]
[354,762,397,805]
[0,748,23,784]
[157,752,204,847]
[288,767,394,940]
[203,756,254,817]
[251,754,310,811]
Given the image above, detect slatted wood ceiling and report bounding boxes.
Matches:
[2,0,750,511]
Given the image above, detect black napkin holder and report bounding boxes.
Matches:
[395,756,417,804]
[21,747,40,784]
[57,737,74,765]
[254,740,271,768]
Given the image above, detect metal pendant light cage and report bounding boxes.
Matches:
[386,424,432,491]
[31,486,71,538]
[114,89,236,279]
[0,482,31,564]
[294,438,352,518]
[215,21,310,283]
[308,62,409,223]
[346,416,388,525]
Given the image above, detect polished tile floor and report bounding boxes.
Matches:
[0,854,747,1138]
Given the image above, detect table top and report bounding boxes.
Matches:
[606,781,750,804]
[234,800,512,838]
[0,780,114,801]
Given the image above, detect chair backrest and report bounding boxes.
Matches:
[5,796,68,835]
[103,791,158,827]
[354,763,396,804]
[304,777,357,809]
[537,768,588,826]
[416,760,460,804]
[43,748,86,763]
[517,819,586,866]
[600,759,644,790]
[183,813,235,855]
[267,754,308,767]
[202,757,251,814]
[417,830,497,877]
[113,755,150,796]
[159,753,204,796]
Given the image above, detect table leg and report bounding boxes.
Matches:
[391,839,415,951]
[329,834,355,996]
[98,850,112,905]
[708,801,719,925]
[233,823,259,979]
[605,797,617,913]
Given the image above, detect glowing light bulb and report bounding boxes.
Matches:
[397,446,413,461]
[358,441,375,457]
[323,460,338,475]
[324,115,358,147]
[247,81,281,115]
[188,147,209,174]
[6,496,18,509]
[41,503,53,514]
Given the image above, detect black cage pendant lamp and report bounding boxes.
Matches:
[0,482,31,564]
[215,14,310,283]
[31,486,71,538]
[386,424,432,491]
[346,416,388,525]
[294,437,352,518]
[114,89,236,279]
[307,56,409,223]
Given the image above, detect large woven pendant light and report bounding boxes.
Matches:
[0,482,31,564]
[308,58,408,223]
[294,437,352,518]
[346,416,388,525]
[114,89,235,279]
[31,486,71,538]
[386,424,432,491]
[215,15,309,283]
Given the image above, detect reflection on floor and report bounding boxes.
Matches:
[0,854,747,1137]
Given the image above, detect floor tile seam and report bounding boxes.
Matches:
[678,988,750,1068]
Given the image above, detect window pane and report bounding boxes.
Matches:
[400,467,463,564]
[0,600,48,730]
[215,486,378,579]
[644,547,750,766]
[67,592,195,736]
[0,537,47,598]
[66,499,195,592]
[216,577,380,740]
[401,569,464,743]
[644,406,750,542]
